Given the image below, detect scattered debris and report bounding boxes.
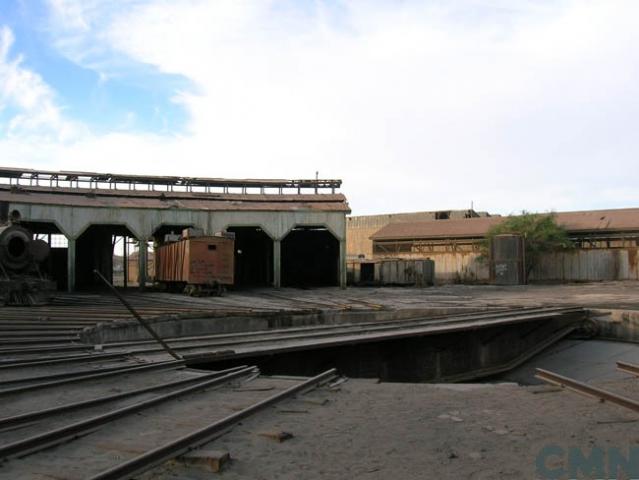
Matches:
[596,419,639,425]
[530,386,563,394]
[438,413,464,422]
[301,397,330,406]
[233,386,276,392]
[258,430,294,442]
[179,449,230,473]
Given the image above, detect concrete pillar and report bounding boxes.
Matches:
[67,237,76,292]
[273,239,281,288]
[339,238,347,289]
[138,240,148,290]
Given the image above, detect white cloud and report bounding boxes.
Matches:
[2,1,639,215]
[0,25,84,142]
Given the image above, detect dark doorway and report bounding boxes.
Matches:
[76,225,137,290]
[281,226,339,287]
[360,262,375,283]
[227,226,273,287]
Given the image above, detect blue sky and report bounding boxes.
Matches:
[0,0,190,135]
[0,0,638,215]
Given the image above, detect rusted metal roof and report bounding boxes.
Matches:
[371,208,639,241]
[0,185,351,213]
[371,217,503,240]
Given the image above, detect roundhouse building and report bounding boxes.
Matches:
[0,167,350,291]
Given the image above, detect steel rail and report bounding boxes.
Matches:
[0,365,249,429]
[616,361,639,377]
[0,344,97,355]
[87,368,338,480]
[0,361,166,387]
[0,360,183,396]
[82,307,585,357]
[123,308,586,358]
[185,310,585,363]
[0,307,579,356]
[94,305,581,348]
[0,331,78,337]
[535,368,639,413]
[93,270,182,361]
[0,365,258,460]
[0,307,552,356]
[0,352,128,370]
[0,338,79,346]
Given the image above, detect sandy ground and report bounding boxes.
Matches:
[6,281,639,479]
[501,338,639,384]
[147,372,639,480]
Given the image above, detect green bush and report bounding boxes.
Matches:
[482,212,573,276]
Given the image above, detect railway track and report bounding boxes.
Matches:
[0,306,586,372]
[0,366,338,479]
[536,361,639,414]
[89,306,587,361]
[0,291,588,478]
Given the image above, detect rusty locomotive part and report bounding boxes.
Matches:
[154,233,235,296]
[0,224,56,305]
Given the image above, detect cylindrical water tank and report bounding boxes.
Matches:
[490,234,525,285]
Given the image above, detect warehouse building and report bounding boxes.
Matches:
[370,208,639,283]
[0,167,350,291]
[346,209,491,260]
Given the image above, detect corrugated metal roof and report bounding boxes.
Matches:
[0,185,351,213]
[371,208,639,241]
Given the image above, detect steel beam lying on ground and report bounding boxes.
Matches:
[88,368,338,480]
[535,368,639,413]
[617,361,639,377]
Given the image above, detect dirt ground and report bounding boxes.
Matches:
[7,282,639,479]
[137,282,639,479]
[145,372,639,479]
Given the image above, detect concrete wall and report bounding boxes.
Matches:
[10,202,346,242]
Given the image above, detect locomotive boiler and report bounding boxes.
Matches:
[0,224,56,305]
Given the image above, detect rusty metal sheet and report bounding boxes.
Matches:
[155,237,235,286]
[372,208,639,241]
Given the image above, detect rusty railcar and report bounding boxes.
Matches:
[154,235,235,295]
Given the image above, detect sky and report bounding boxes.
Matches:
[0,0,638,216]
